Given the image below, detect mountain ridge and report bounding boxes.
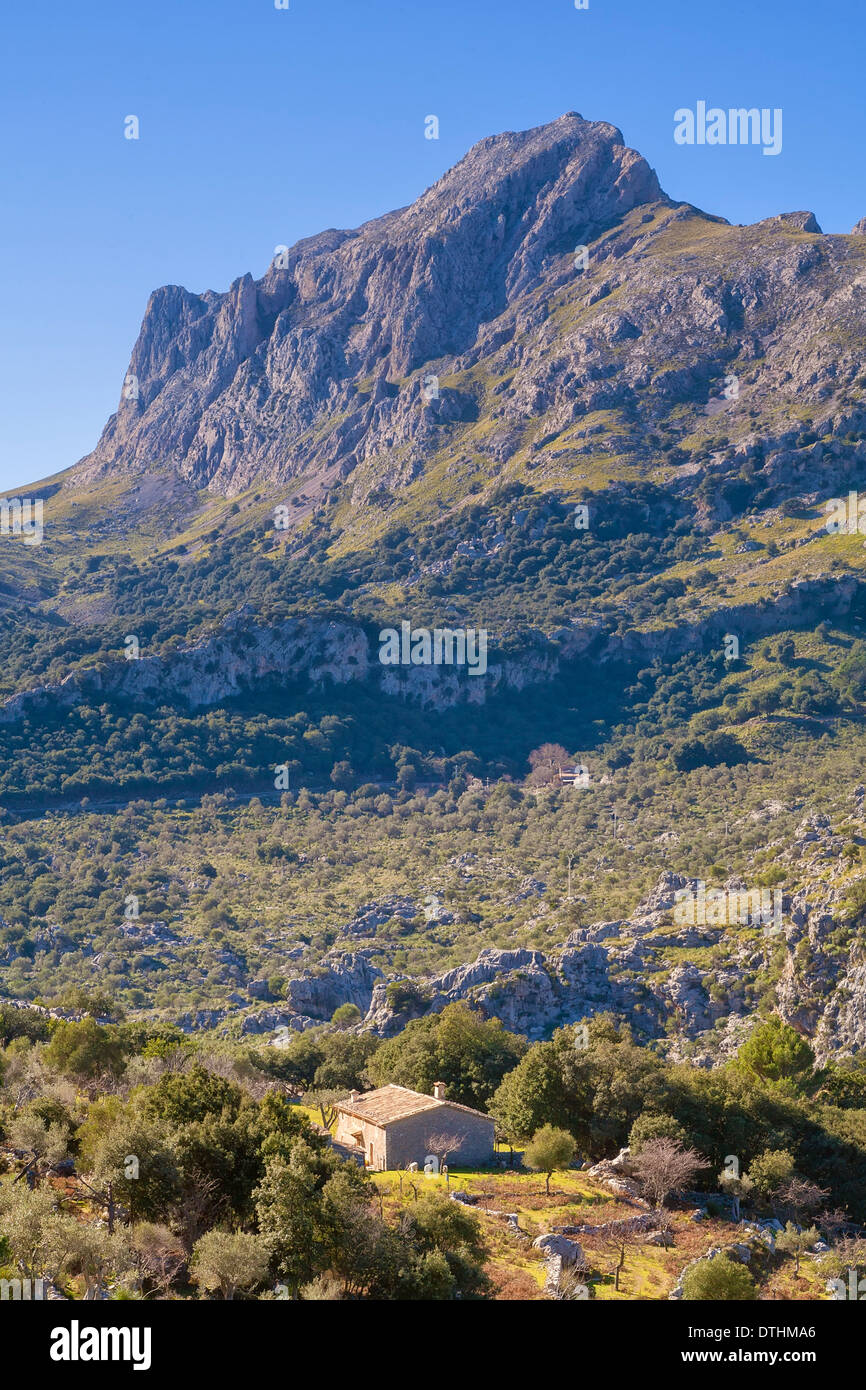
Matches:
[76,112,667,494]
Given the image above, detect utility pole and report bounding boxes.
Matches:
[567,853,576,902]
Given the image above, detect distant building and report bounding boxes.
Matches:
[333,1082,495,1171]
[557,765,589,787]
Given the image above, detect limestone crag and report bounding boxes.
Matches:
[78,115,662,496]
[1,573,859,727]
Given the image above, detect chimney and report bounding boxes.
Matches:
[349,1090,361,1104]
[432,1081,446,1101]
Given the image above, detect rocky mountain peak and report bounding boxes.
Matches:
[76,114,665,494]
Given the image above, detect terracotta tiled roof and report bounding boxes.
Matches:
[335,1083,491,1128]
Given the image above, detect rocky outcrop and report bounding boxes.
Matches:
[58,102,866,587]
[352,856,866,1055]
[360,936,665,1041]
[533,1232,589,1297]
[586,1148,648,1202]
[143,835,866,1054]
[532,1232,587,1264]
[0,613,368,724]
[241,951,384,1035]
[2,573,859,727]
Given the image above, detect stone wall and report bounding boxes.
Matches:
[384,1105,495,1170]
[333,1114,387,1170]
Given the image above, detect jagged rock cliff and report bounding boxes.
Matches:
[75,111,866,517]
[78,114,662,494]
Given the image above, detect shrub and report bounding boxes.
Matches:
[682,1255,757,1300]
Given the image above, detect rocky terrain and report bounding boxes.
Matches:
[194,810,860,1062]
[4,111,866,736]
[3,111,866,1072]
[76,111,866,529]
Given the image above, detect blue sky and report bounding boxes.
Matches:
[1,0,863,492]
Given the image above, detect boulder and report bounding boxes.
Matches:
[532,1233,586,1266]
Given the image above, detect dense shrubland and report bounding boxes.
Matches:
[1,675,865,1015]
[1,1005,863,1299]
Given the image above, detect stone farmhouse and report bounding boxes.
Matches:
[333,1082,495,1171]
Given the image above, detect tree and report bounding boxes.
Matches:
[491,1040,572,1145]
[777,637,796,667]
[604,1228,638,1292]
[629,1112,688,1153]
[396,763,416,792]
[312,1032,378,1090]
[330,760,356,791]
[775,1177,828,1226]
[493,1017,670,1156]
[50,987,123,1022]
[815,1058,866,1109]
[0,1184,59,1280]
[682,1255,757,1301]
[672,732,746,772]
[718,1167,754,1222]
[140,1064,243,1127]
[422,1132,463,1173]
[527,743,573,787]
[816,1236,866,1282]
[631,1137,707,1210]
[303,1088,346,1130]
[776,1223,820,1277]
[260,1031,326,1089]
[191,1229,271,1300]
[256,1090,323,1153]
[0,1004,51,1047]
[7,1111,69,1181]
[172,1170,225,1255]
[169,1108,265,1233]
[735,1019,814,1088]
[524,1125,576,1195]
[87,1116,180,1226]
[128,1223,186,1297]
[331,1003,362,1030]
[746,1149,795,1200]
[367,1002,525,1111]
[254,1142,341,1297]
[43,1018,127,1083]
[316,1169,394,1298]
[392,1194,489,1300]
[50,1219,133,1299]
